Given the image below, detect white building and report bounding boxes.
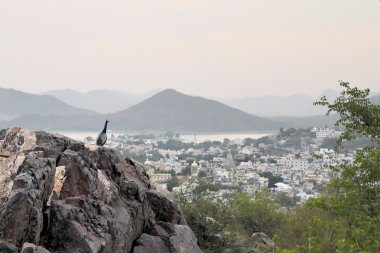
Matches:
[278,156,309,170]
[150,174,172,182]
[316,128,339,140]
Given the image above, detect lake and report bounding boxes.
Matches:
[52,130,272,143]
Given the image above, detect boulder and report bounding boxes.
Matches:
[0,127,202,253]
[0,241,19,253]
[20,243,50,253]
[133,222,202,253]
[248,232,275,253]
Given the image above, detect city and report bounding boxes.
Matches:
[92,126,352,207]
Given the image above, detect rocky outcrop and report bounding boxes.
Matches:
[247,232,275,253]
[0,127,202,253]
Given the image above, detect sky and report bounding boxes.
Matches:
[0,0,379,98]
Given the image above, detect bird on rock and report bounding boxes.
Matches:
[96,120,109,146]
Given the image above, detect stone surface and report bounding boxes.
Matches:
[133,222,202,253]
[0,127,202,253]
[21,243,50,253]
[249,232,275,253]
[0,241,19,253]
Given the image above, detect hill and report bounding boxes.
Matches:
[1,88,341,131]
[108,89,283,132]
[221,89,340,117]
[370,94,380,105]
[270,114,338,128]
[43,89,159,113]
[0,87,97,120]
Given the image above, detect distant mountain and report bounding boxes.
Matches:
[43,89,160,113]
[0,88,348,132]
[221,94,324,117]
[220,89,340,117]
[2,89,285,132]
[5,114,104,131]
[0,88,97,120]
[318,88,340,101]
[370,95,380,105]
[109,89,282,132]
[270,115,338,129]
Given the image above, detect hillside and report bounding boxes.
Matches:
[0,87,97,120]
[270,114,338,128]
[110,89,282,132]
[221,89,340,117]
[370,94,380,104]
[1,88,343,131]
[43,89,158,113]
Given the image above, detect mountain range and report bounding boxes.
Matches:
[2,89,283,131]
[0,88,97,121]
[43,89,159,113]
[220,89,341,117]
[1,87,377,132]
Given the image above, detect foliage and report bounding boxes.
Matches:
[275,192,295,207]
[314,81,380,147]
[167,177,180,191]
[259,171,284,188]
[231,192,284,238]
[176,181,244,252]
[180,166,191,176]
[198,171,207,178]
[244,137,256,146]
[309,81,380,252]
[274,205,348,253]
[192,179,222,197]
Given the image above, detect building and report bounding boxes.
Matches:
[278,156,309,170]
[150,174,172,182]
[224,151,235,169]
[191,161,198,177]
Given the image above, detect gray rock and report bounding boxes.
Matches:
[20,243,50,253]
[133,222,202,253]
[146,191,187,225]
[0,241,19,253]
[0,128,202,253]
[249,232,275,253]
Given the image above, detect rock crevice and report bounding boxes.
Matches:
[0,127,202,253]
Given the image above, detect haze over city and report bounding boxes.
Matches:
[1,0,379,98]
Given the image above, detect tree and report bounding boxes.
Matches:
[198,171,207,178]
[180,166,191,176]
[167,177,180,191]
[244,138,255,146]
[314,81,380,147]
[231,192,284,238]
[259,172,283,188]
[175,180,244,252]
[311,81,380,252]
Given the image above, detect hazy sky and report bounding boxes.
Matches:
[0,0,379,98]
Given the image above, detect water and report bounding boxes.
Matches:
[180,133,271,143]
[52,130,272,143]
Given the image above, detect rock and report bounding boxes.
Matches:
[0,128,202,253]
[20,243,50,253]
[133,222,202,253]
[0,241,19,253]
[249,232,275,253]
[146,191,187,225]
